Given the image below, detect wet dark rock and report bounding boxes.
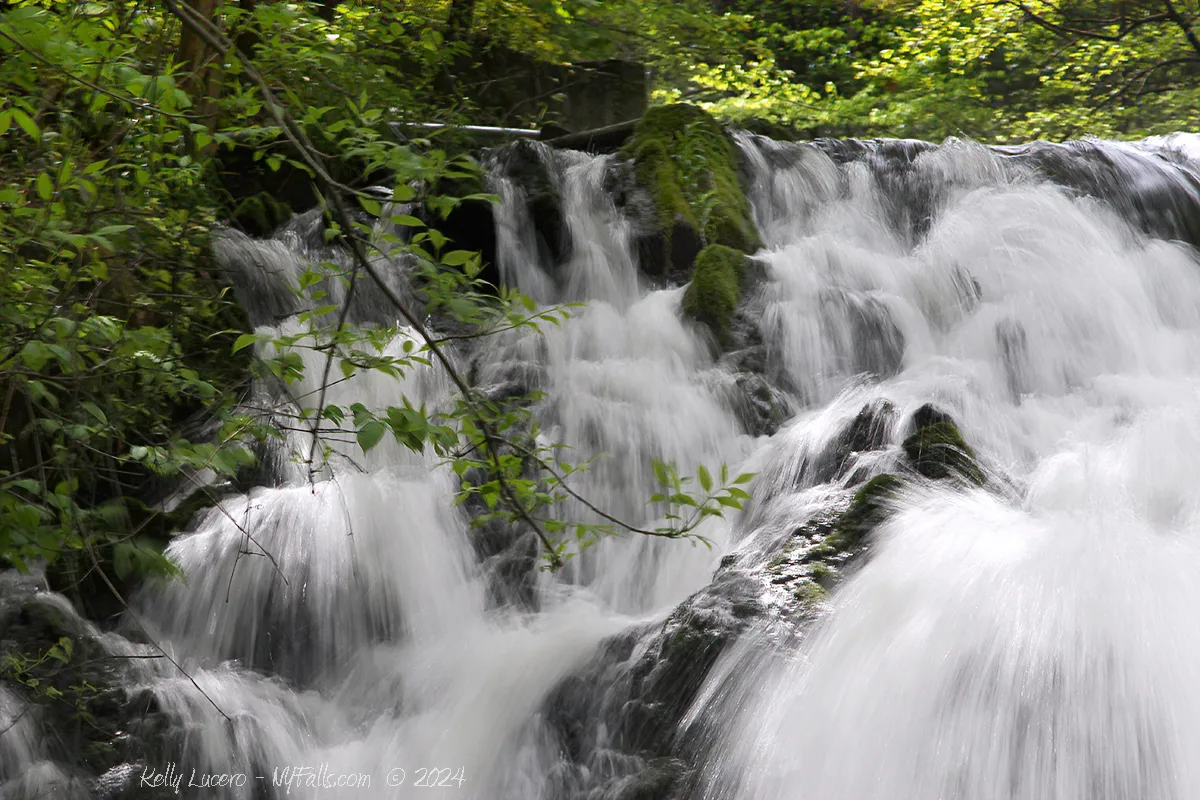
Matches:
[214,141,320,235]
[835,473,904,548]
[997,139,1200,247]
[231,192,294,238]
[667,218,705,281]
[807,400,897,487]
[902,404,986,485]
[820,288,906,379]
[539,394,920,799]
[909,402,955,430]
[620,568,765,757]
[997,318,1030,398]
[0,579,176,794]
[618,105,761,283]
[493,139,570,268]
[610,757,690,800]
[478,523,540,610]
[731,373,791,437]
[424,167,502,287]
[709,259,792,436]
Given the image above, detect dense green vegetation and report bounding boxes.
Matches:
[0,0,1195,604]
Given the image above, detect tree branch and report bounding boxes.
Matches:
[1163,0,1200,59]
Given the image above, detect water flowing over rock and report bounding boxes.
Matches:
[5,126,1200,799]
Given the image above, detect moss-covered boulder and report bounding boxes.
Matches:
[620,104,761,279]
[836,473,903,548]
[681,244,749,341]
[231,192,294,237]
[902,404,985,485]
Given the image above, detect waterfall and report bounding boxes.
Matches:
[687,133,1200,799]
[4,129,1200,799]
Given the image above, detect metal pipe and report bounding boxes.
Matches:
[389,122,540,138]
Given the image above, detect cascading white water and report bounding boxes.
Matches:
[6,128,1200,800]
[688,133,1200,799]
[81,142,754,800]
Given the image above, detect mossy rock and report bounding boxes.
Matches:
[232,192,294,237]
[682,244,748,341]
[835,473,903,549]
[902,405,985,485]
[620,104,761,278]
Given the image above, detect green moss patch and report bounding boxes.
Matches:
[681,244,747,340]
[902,409,985,485]
[620,104,761,267]
[232,192,294,237]
[835,473,903,548]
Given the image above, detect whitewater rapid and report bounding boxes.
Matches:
[692,133,1200,800]
[7,130,1200,800]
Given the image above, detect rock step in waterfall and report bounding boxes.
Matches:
[2,106,1200,799]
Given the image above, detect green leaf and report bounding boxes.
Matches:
[20,341,51,371]
[6,479,41,495]
[441,250,475,267]
[232,333,258,353]
[35,173,52,200]
[357,419,386,452]
[93,224,134,237]
[113,543,133,580]
[359,197,382,216]
[81,402,108,425]
[11,109,39,140]
[698,464,712,492]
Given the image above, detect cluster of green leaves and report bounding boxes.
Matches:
[839,0,1200,141]
[251,196,755,568]
[651,0,1200,141]
[650,461,753,539]
[0,1,264,588]
[3,636,78,705]
[0,0,762,602]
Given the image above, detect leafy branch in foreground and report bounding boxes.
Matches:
[0,0,755,593]
[151,1,754,570]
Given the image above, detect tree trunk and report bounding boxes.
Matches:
[177,0,223,99]
[445,0,478,42]
[176,0,225,131]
